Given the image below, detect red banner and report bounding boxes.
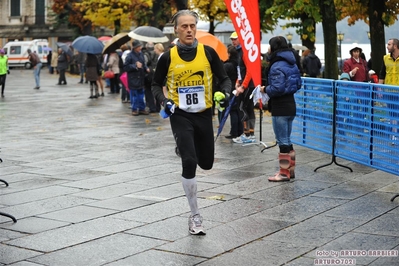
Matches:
[224,0,261,87]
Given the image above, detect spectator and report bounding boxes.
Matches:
[27,49,42,89]
[120,44,131,103]
[76,51,87,84]
[106,51,120,94]
[47,51,53,74]
[230,31,257,144]
[124,40,150,116]
[342,46,368,82]
[303,49,322,77]
[85,53,100,99]
[378,38,399,144]
[0,49,9,97]
[223,45,242,139]
[258,36,301,182]
[51,49,58,74]
[143,42,159,113]
[56,47,69,85]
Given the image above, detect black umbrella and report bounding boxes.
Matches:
[56,42,73,57]
[102,32,131,54]
[128,26,169,43]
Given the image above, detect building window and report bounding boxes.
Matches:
[10,0,21,17]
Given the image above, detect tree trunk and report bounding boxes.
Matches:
[114,19,121,36]
[368,0,386,75]
[82,22,92,36]
[175,0,188,10]
[319,0,338,79]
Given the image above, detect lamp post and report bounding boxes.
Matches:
[337,32,344,72]
[286,32,293,46]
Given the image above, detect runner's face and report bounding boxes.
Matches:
[175,15,197,46]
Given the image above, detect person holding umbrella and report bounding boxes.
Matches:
[85,53,100,99]
[151,10,231,235]
[124,40,149,115]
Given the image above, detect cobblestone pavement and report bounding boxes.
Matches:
[0,69,398,265]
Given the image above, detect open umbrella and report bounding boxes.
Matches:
[196,31,228,61]
[128,26,169,43]
[292,44,309,51]
[56,42,73,57]
[72,36,104,54]
[172,31,228,61]
[102,32,131,54]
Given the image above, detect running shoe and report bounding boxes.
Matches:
[233,134,255,144]
[232,135,243,143]
[188,214,206,235]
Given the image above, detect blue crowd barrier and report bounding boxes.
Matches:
[292,77,399,176]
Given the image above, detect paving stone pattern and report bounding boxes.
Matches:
[0,69,398,265]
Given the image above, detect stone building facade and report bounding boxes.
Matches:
[0,0,74,49]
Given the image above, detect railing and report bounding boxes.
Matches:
[292,78,399,176]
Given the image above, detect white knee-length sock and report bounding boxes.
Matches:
[181,176,199,216]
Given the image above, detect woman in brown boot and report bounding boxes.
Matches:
[261,36,302,182]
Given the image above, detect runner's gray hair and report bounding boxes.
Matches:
[170,10,199,27]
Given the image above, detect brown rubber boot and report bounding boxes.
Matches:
[268,153,291,182]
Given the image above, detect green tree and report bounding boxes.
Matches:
[188,0,229,34]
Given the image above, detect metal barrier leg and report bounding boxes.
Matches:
[314,155,353,172]
[0,212,17,223]
[390,194,399,202]
[0,179,9,187]
[0,157,17,223]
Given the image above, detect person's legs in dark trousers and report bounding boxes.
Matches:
[109,75,120,94]
[230,96,243,137]
[114,74,120,93]
[59,69,66,84]
[0,74,6,96]
[121,81,129,102]
[144,85,157,112]
[78,64,85,83]
[170,109,214,235]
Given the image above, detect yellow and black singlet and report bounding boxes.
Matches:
[383,54,399,85]
[167,43,213,113]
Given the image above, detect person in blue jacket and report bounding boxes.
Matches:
[263,36,302,182]
[124,40,150,116]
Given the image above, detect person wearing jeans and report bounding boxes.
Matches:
[237,36,301,182]
[27,49,42,89]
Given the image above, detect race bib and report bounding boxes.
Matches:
[178,86,206,112]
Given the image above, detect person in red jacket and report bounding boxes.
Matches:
[342,46,368,82]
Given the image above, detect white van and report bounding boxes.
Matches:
[3,39,49,69]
